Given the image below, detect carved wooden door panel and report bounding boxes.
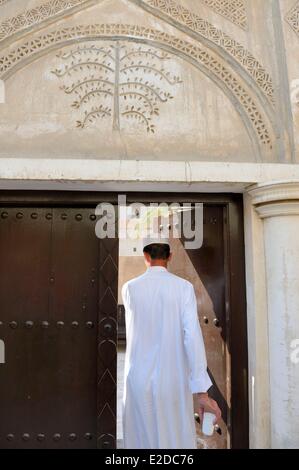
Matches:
[0,206,118,449]
[169,206,228,449]
[97,236,119,449]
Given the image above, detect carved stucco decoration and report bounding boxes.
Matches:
[52,42,182,132]
[286,1,299,37]
[0,0,273,108]
[0,0,98,44]
[199,0,248,30]
[0,23,274,156]
[136,0,274,104]
[0,0,9,5]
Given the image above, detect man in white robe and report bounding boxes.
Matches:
[122,239,221,449]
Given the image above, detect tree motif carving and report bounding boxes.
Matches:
[52,42,182,133]
[0,24,273,149]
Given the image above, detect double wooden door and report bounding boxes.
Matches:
[0,193,248,449]
[0,206,118,449]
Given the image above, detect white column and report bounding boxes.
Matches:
[248,181,299,449]
[244,193,270,449]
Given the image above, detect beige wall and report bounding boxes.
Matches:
[280,0,299,161]
[0,0,298,163]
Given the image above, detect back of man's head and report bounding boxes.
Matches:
[143,243,171,260]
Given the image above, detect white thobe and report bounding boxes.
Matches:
[121,266,212,449]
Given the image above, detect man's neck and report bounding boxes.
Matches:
[149,261,168,269]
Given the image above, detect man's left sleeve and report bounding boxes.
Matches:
[121,282,130,309]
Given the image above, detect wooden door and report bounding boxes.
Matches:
[170,205,228,448]
[0,206,118,449]
[118,197,248,449]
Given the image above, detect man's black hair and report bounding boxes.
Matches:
[143,243,171,260]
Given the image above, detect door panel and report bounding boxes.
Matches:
[0,206,118,449]
[118,204,232,448]
[46,208,99,448]
[0,208,51,322]
[169,206,229,448]
[0,208,53,449]
[97,237,119,449]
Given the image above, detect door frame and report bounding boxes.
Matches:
[0,191,248,449]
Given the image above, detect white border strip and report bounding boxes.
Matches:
[0,160,299,186]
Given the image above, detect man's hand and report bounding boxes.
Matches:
[195,392,221,425]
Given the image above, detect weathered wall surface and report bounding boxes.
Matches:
[281,0,299,162]
[0,0,297,163]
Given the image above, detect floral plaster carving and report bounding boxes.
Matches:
[0,0,273,108]
[138,0,274,104]
[0,23,273,150]
[286,1,299,37]
[52,42,182,132]
[0,0,96,43]
[200,0,248,30]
